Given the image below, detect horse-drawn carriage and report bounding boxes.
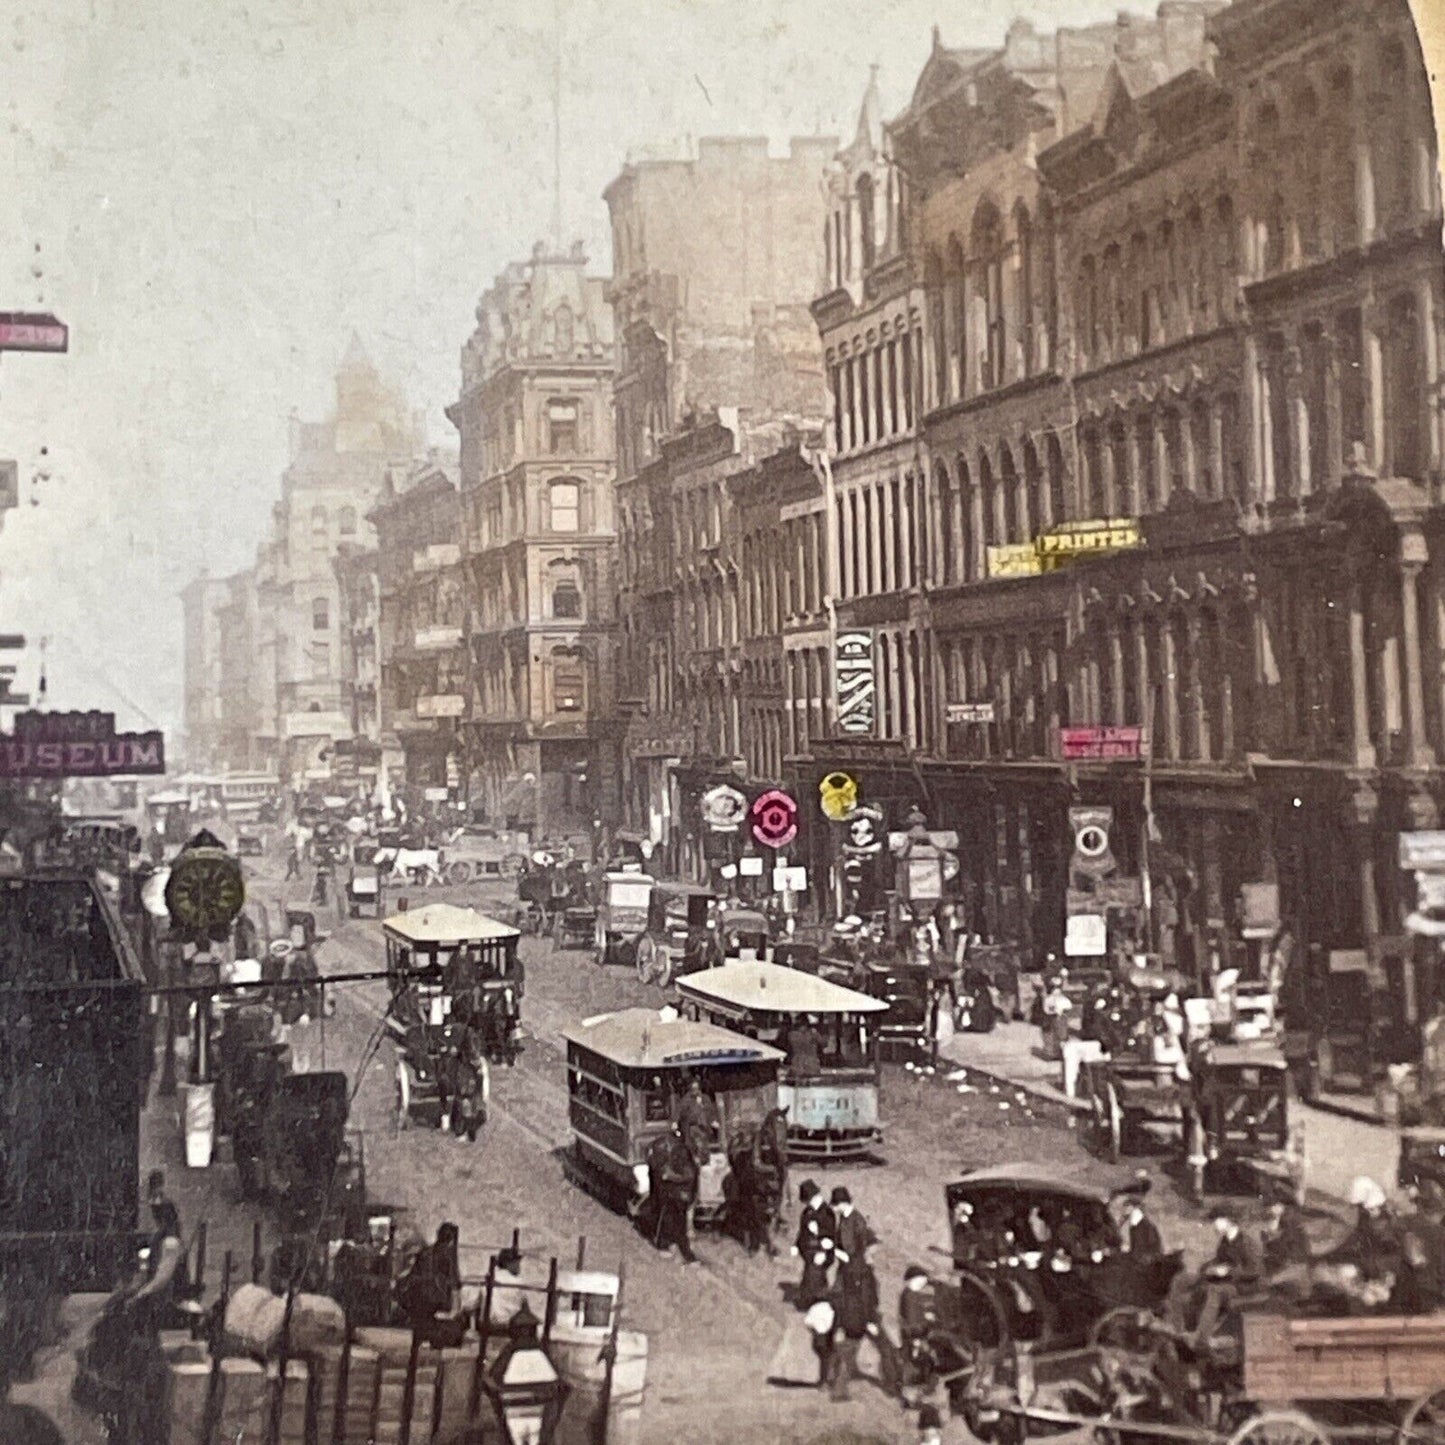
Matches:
[382,904,524,1132]
[943,1165,1185,1353]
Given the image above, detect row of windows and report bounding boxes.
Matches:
[468,479,586,548]
[828,330,917,454]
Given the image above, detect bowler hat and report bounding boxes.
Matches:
[830,1186,851,1206]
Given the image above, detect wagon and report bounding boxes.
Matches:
[959,1312,1445,1445]
[554,903,599,952]
[1082,1051,1188,1163]
[346,862,384,918]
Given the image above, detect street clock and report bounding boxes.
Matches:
[164,832,245,940]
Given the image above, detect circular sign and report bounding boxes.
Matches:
[819,772,859,822]
[750,790,799,849]
[700,784,748,832]
[164,846,246,937]
[843,806,884,856]
[1077,825,1109,859]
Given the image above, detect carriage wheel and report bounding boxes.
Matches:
[1225,1410,1331,1445]
[1403,1386,1445,1444]
[445,860,471,886]
[1089,1306,1175,1361]
[951,1269,1011,1352]
[395,1061,412,1131]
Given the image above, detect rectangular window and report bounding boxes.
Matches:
[312,598,329,630]
[554,660,585,712]
[548,400,580,454]
[550,482,580,532]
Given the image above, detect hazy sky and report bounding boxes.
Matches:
[0,0,1427,735]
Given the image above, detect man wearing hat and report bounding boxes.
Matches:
[1113,1175,1162,1262]
[831,1187,876,1268]
[897,1265,940,1400]
[793,1180,835,1310]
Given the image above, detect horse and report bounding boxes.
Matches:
[725,1115,788,1256]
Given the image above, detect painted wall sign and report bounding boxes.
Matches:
[750,789,799,849]
[985,543,1042,579]
[834,630,876,736]
[0,313,68,353]
[416,694,466,719]
[1059,725,1146,761]
[0,710,165,776]
[1038,518,1140,559]
[946,702,996,724]
[1065,913,1108,957]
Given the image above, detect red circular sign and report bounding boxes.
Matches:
[750,790,799,849]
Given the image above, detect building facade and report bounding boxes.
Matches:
[450,244,618,834]
[179,572,234,770]
[607,136,836,859]
[369,461,466,799]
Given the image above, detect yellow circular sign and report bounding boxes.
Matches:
[819,771,859,822]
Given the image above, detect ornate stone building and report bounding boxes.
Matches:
[449,244,618,834]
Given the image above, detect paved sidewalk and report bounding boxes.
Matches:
[939,1021,1403,1207]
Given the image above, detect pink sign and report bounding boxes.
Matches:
[0,733,165,777]
[0,314,68,353]
[1059,725,1146,762]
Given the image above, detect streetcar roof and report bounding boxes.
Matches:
[675,960,887,1015]
[949,1163,1113,1204]
[382,902,519,944]
[1204,1041,1289,1070]
[563,1007,785,1068]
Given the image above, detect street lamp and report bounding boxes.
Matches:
[482,1301,568,1445]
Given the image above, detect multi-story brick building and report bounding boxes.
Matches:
[606,136,835,860]
[782,0,1445,1083]
[449,244,617,834]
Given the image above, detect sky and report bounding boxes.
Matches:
[0,0,1433,737]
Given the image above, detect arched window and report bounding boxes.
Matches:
[1079,255,1098,368]
[552,576,583,620]
[554,303,575,354]
[548,479,580,532]
[1377,39,1414,230]
[1103,243,1123,359]
[338,506,357,537]
[1015,204,1035,376]
[857,173,876,272]
[312,596,329,630]
[1129,232,1149,351]
[978,450,997,552]
[946,236,967,399]
[971,202,1006,390]
[551,647,586,713]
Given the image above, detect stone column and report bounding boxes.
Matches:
[839,491,854,600]
[1417,276,1442,478]
[1324,333,1345,485]
[1244,332,1263,503]
[1101,429,1118,516]
[1355,135,1378,245]
[1161,616,1181,760]
[1186,609,1207,760]
[1348,569,1378,768]
[1109,621,1126,724]
[1208,402,1225,500]
[1128,417,1145,514]
[1363,305,1387,472]
[1134,617,1151,736]
[1353,783,1382,942]
[870,484,886,596]
[1257,354,1276,503]
[1153,413,1172,512]
[1400,533,1433,767]
[1285,343,1309,498]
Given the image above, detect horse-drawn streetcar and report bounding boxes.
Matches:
[561,1007,785,1229]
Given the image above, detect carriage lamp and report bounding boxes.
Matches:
[482,1301,568,1445]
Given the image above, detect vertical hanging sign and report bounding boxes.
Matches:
[834,630,876,737]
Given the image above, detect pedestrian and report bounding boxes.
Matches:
[398,1223,461,1337]
[827,1242,899,1403]
[804,1297,836,1387]
[646,1125,699,1265]
[1113,1176,1163,1262]
[897,1265,940,1400]
[793,1180,836,1310]
[831,1187,875,1268]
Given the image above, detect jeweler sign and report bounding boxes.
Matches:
[834,631,876,736]
[1059,725,1147,762]
[946,702,995,724]
[0,710,164,776]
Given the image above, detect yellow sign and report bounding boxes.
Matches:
[1037,518,1141,559]
[986,543,1043,579]
[820,771,859,822]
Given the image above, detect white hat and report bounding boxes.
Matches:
[1349,1177,1387,1212]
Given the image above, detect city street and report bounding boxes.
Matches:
[243,857,1227,1445]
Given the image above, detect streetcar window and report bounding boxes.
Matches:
[642,1089,670,1123]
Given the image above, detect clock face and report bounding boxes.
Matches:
[165,849,246,932]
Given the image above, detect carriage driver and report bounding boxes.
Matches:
[678,1075,718,1168]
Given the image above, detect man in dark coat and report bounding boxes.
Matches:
[646,1126,699,1264]
[827,1243,900,1402]
[678,1078,717,1167]
[1262,1197,1313,1279]
[793,1180,836,1309]
[832,1187,876,1268]
[1114,1176,1163,1262]
[398,1223,461,1337]
[897,1265,940,1397]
